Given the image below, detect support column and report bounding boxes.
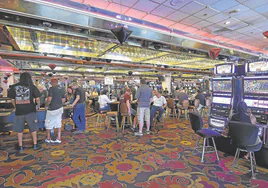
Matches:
[162,72,171,93]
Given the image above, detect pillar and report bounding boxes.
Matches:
[162,72,171,93]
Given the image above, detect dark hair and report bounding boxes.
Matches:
[197,90,201,93]
[141,79,146,84]
[101,90,107,95]
[183,86,186,89]
[19,72,33,86]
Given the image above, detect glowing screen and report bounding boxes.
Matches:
[212,97,231,104]
[212,80,232,93]
[248,61,268,73]
[244,79,268,94]
[244,99,268,109]
[216,64,233,74]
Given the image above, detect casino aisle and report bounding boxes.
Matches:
[0,0,268,187]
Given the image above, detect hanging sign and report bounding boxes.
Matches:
[104,76,113,85]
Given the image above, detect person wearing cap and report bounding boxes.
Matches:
[44,78,65,143]
[71,82,86,134]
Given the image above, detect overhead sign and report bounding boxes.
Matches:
[104,76,113,85]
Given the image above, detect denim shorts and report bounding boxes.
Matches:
[13,112,39,133]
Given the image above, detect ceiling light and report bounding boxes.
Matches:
[224,21,231,25]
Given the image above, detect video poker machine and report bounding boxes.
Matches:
[209,63,243,131]
[243,61,268,168]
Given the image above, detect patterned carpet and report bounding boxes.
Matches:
[0,116,268,188]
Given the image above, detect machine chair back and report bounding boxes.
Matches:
[182,100,189,109]
[95,102,101,113]
[189,112,204,133]
[167,99,175,109]
[228,121,259,148]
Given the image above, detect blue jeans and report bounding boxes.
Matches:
[72,103,86,131]
[100,105,110,111]
[150,106,164,127]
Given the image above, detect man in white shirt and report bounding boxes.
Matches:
[150,90,167,128]
[98,90,112,111]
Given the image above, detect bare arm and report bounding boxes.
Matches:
[72,95,80,107]
[45,96,52,109]
[35,97,40,110]
[11,99,15,111]
[126,100,131,113]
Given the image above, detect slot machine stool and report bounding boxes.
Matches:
[189,112,221,163]
[228,121,262,179]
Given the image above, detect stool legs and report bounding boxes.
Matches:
[249,152,256,179]
[232,149,240,168]
[201,137,206,163]
[116,116,119,133]
[212,137,220,161]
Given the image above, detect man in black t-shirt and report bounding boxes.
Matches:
[45,78,65,143]
[71,83,86,134]
[9,72,41,152]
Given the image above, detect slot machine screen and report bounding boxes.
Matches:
[212,80,232,93]
[244,79,268,94]
[215,64,234,75]
[247,61,268,73]
[244,99,268,109]
[212,97,231,104]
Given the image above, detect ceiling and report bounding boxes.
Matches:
[70,0,268,54]
[6,26,224,69]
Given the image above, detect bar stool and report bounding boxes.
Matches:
[178,100,190,121]
[105,111,119,132]
[95,102,108,128]
[167,99,177,119]
[120,103,132,133]
[228,121,262,179]
[189,112,221,163]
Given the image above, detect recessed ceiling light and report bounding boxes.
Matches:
[225,21,231,25]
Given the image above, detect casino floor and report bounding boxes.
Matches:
[0,115,268,188]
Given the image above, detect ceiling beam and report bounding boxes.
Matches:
[0,51,213,75]
[0,25,20,50]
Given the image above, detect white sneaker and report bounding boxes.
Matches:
[52,139,62,144]
[134,132,143,136]
[45,139,52,143]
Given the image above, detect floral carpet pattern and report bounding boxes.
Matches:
[0,117,268,187]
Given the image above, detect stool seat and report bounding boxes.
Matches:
[106,112,118,117]
[121,113,129,116]
[239,141,262,152]
[196,129,221,138]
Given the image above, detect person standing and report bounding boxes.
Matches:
[44,78,65,143]
[150,90,167,128]
[71,83,86,134]
[38,85,47,108]
[135,79,153,136]
[9,72,41,152]
[120,88,137,131]
[195,90,205,112]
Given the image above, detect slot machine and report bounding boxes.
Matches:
[209,63,243,131]
[243,61,268,167]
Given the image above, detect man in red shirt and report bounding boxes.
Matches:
[120,89,137,130]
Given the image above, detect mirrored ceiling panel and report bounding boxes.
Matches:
[7,26,117,58]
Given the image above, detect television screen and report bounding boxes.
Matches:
[244,79,268,94]
[216,64,233,75]
[244,99,268,109]
[212,80,232,93]
[212,97,231,104]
